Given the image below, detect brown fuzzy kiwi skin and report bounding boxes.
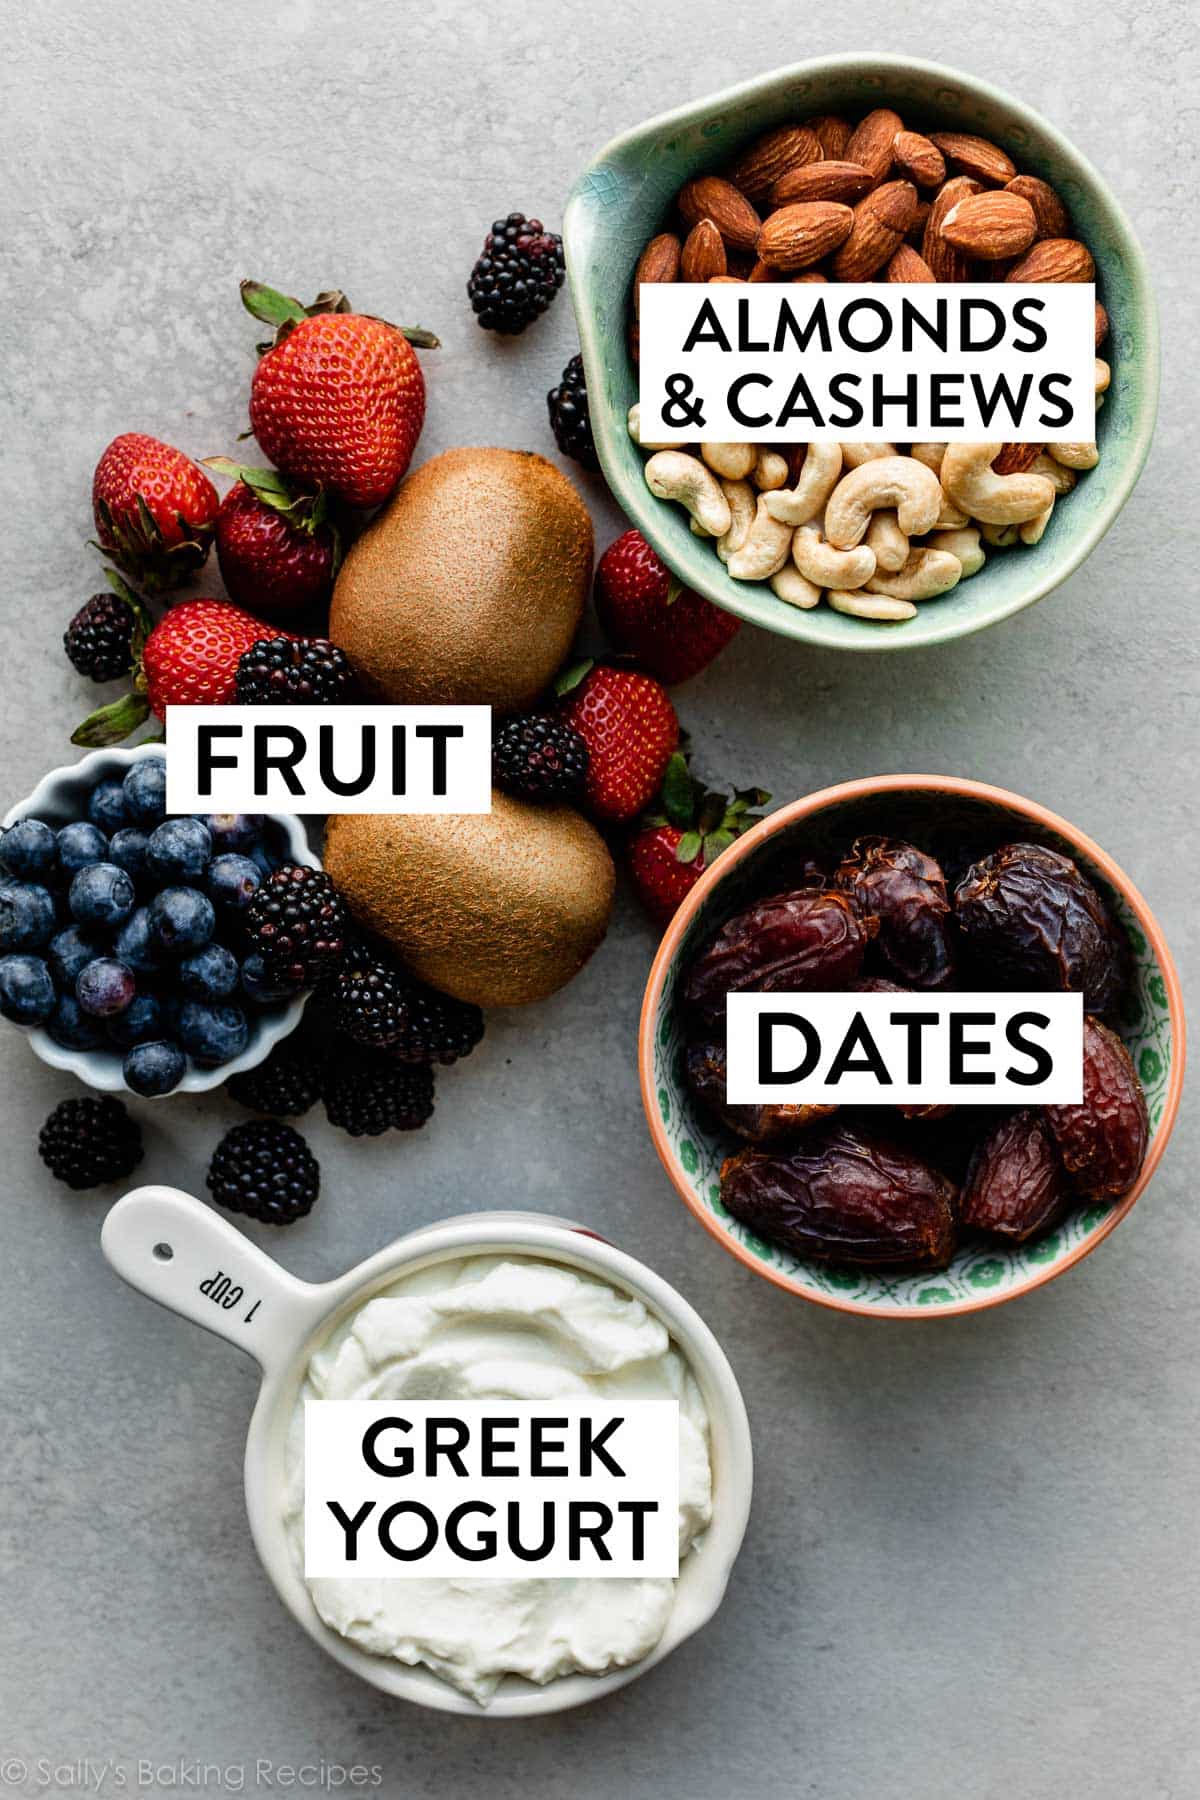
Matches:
[323,796,616,1007]
[328,447,592,714]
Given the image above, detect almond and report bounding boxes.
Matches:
[844,108,903,185]
[886,244,935,282]
[770,160,874,206]
[994,443,1042,475]
[907,199,931,245]
[757,200,855,271]
[831,181,916,280]
[804,113,853,159]
[929,131,1016,186]
[747,259,776,283]
[632,233,681,314]
[922,175,982,282]
[792,272,829,284]
[727,126,821,203]
[1005,174,1069,240]
[708,274,746,284]
[678,176,761,251]
[893,130,946,188]
[1094,301,1109,348]
[1004,237,1095,283]
[942,191,1037,259]
[680,218,727,282]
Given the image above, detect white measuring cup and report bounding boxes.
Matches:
[102,1186,754,1716]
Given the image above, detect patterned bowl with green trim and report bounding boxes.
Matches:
[639,776,1184,1318]
[563,55,1159,652]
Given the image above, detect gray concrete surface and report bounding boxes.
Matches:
[1,2,1196,1796]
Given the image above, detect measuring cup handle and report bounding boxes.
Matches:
[101,1185,324,1371]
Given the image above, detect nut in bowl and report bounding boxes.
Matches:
[564,55,1158,649]
[639,777,1184,1317]
[0,744,319,1096]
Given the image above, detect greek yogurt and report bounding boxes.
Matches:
[283,1254,712,1705]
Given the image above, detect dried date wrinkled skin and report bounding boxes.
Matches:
[953,842,1125,1014]
[685,1041,836,1145]
[836,836,955,987]
[961,1109,1072,1242]
[683,889,872,1029]
[1044,1016,1149,1194]
[720,1124,958,1270]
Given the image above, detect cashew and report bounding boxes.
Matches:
[701,442,756,481]
[929,526,984,577]
[791,523,874,590]
[725,495,794,581]
[770,564,822,610]
[866,548,962,601]
[1095,357,1111,394]
[763,443,843,527]
[1029,452,1077,496]
[752,449,790,492]
[716,480,756,563]
[981,520,1021,547]
[645,451,732,537]
[909,442,947,475]
[1047,441,1100,470]
[841,442,898,467]
[827,590,917,622]
[933,496,970,529]
[865,509,909,572]
[940,442,1056,526]
[824,455,944,549]
[627,403,675,453]
[1019,496,1054,546]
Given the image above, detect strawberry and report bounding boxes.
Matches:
[628,753,769,928]
[205,459,338,615]
[72,600,279,746]
[91,433,219,591]
[556,661,679,824]
[594,529,739,684]
[241,281,438,509]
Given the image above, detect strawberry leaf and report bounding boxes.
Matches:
[665,576,683,607]
[660,751,695,827]
[553,658,593,698]
[71,691,151,748]
[703,828,735,858]
[240,280,310,331]
[675,831,703,865]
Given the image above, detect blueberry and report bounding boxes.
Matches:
[87,779,129,834]
[0,954,56,1024]
[56,821,109,875]
[179,942,240,1002]
[203,814,264,854]
[122,756,168,826]
[48,925,102,988]
[107,992,163,1046]
[69,862,136,929]
[76,957,136,1018]
[0,881,57,950]
[240,952,298,1007]
[149,886,215,956]
[113,906,160,975]
[147,817,212,883]
[206,853,262,911]
[248,839,282,879]
[0,818,58,882]
[109,827,151,886]
[47,993,106,1050]
[178,1000,250,1066]
[124,1039,187,1097]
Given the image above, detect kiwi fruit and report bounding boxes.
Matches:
[324,795,615,1007]
[329,447,592,713]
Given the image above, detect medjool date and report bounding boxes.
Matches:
[683,889,872,1029]
[685,1040,836,1145]
[1044,1016,1148,1194]
[953,842,1125,1014]
[961,1109,1071,1243]
[835,836,954,987]
[720,1124,957,1269]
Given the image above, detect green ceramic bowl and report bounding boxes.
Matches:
[564,56,1158,651]
[639,777,1185,1319]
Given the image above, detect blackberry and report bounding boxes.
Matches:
[235,637,359,706]
[226,1035,325,1116]
[382,980,484,1067]
[493,713,588,803]
[244,864,347,986]
[467,212,565,335]
[323,1048,435,1136]
[327,941,408,1047]
[206,1120,319,1225]
[38,1096,143,1190]
[64,591,137,683]
[547,353,599,471]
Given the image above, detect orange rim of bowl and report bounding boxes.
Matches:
[638,774,1187,1320]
